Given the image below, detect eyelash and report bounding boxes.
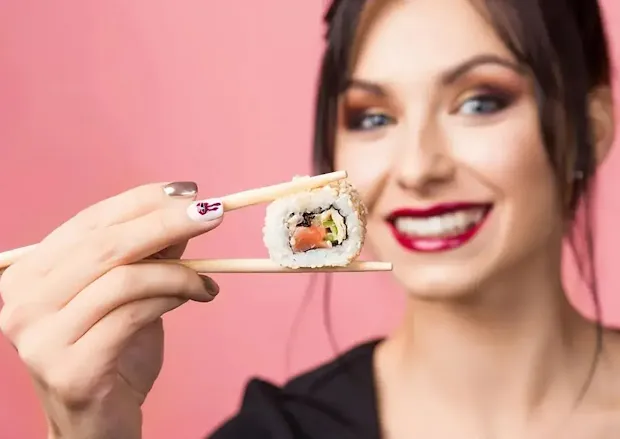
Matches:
[455,91,513,116]
[344,91,514,131]
[345,111,395,131]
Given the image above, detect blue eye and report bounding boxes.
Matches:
[346,112,395,131]
[458,94,511,115]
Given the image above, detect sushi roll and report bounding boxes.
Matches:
[262,176,368,268]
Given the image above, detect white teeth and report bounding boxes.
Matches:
[394,208,487,238]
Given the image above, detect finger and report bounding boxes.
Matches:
[150,240,189,260]
[53,263,218,343]
[12,182,199,278]
[46,182,200,243]
[73,295,194,360]
[23,199,223,308]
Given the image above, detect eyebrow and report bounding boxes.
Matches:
[440,54,525,84]
[344,79,387,96]
[344,54,526,95]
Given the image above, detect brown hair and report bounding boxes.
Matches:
[312,0,613,400]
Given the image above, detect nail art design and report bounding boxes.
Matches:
[163,181,198,197]
[187,198,224,222]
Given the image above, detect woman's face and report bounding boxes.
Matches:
[334,0,565,299]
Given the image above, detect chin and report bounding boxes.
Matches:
[365,216,504,302]
[392,263,489,301]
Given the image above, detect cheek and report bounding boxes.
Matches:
[334,134,394,206]
[448,106,563,253]
[449,106,554,197]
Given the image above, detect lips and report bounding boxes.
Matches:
[386,202,493,252]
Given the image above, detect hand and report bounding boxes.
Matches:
[0,182,223,439]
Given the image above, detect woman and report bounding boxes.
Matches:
[0,0,617,437]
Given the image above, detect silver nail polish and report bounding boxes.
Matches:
[163,181,198,197]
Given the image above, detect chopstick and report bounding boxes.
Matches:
[222,170,347,211]
[0,171,350,271]
[0,259,392,276]
[144,259,392,273]
[0,245,37,270]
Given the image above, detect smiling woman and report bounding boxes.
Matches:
[218,0,618,437]
[0,0,618,438]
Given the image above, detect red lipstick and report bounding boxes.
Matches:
[386,203,492,252]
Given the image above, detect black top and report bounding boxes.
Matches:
[209,339,382,439]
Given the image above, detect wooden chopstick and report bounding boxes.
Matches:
[0,245,37,270]
[0,259,391,276]
[0,171,349,271]
[221,170,347,211]
[144,259,392,273]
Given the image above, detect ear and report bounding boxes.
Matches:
[588,85,615,166]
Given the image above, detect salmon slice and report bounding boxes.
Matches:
[291,225,330,252]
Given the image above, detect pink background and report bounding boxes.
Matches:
[0,1,619,438]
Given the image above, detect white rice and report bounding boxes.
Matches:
[262,178,367,268]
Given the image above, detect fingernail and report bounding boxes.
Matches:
[199,275,220,297]
[163,181,198,197]
[187,198,224,222]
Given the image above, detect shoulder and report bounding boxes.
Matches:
[208,338,382,439]
[284,337,380,396]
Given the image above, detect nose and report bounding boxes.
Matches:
[394,119,456,193]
